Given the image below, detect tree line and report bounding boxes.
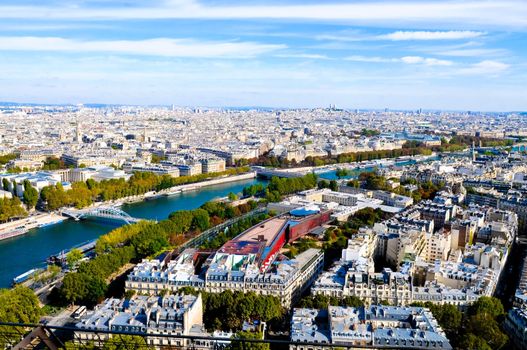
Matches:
[250,136,515,169]
[252,145,433,168]
[37,166,250,211]
[264,173,318,202]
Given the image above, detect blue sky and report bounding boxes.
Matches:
[0,0,526,110]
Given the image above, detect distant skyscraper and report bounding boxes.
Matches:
[76,121,82,144]
[471,140,476,162]
[143,126,148,142]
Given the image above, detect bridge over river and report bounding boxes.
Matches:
[61,206,144,225]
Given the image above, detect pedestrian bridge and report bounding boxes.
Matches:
[61,206,142,225]
[253,166,305,179]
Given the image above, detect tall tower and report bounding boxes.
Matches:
[471,140,476,162]
[143,125,148,142]
[76,121,82,144]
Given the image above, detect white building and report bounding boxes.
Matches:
[75,294,204,349]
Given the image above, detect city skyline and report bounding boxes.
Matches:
[0,0,525,111]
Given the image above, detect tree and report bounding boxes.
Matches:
[101,335,148,350]
[192,209,210,232]
[0,153,17,165]
[432,303,461,336]
[124,290,136,300]
[203,291,283,332]
[66,248,84,269]
[341,296,364,307]
[465,313,508,349]
[22,180,39,209]
[347,179,360,188]
[329,180,338,191]
[318,180,330,189]
[410,302,462,339]
[231,332,269,350]
[0,286,42,323]
[2,178,9,192]
[0,197,28,223]
[60,273,89,304]
[168,210,194,233]
[335,168,349,179]
[467,296,505,319]
[0,286,42,348]
[228,192,238,201]
[360,171,387,190]
[458,334,492,350]
[42,157,65,170]
[85,276,108,306]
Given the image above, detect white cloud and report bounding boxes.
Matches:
[0,36,285,58]
[275,53,329,60]
[314,34,366,42]
[345,55,453,66]
[458,60,510,75]
[401,56,453,66]
[378,30,484,41]
[345,55,397,63]
[1,1,526,29]
[437,48,508,57]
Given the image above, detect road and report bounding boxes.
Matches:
[495,236,527,310]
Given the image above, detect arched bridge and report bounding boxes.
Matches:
[61,206,142,225]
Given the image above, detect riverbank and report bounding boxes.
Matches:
[162,171,257,194]
[75,171,258,208]
[0,213,65,242]
[258,154,438,179]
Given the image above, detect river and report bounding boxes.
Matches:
[317,159,420,180]
[0,177,265,288]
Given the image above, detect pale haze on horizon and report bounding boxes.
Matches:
[0,0,526,111]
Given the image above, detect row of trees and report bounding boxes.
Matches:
[263,173,318,202]
[39,167,250,211]
[252,135,517,169]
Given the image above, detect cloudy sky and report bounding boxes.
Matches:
[0,0,526,110]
